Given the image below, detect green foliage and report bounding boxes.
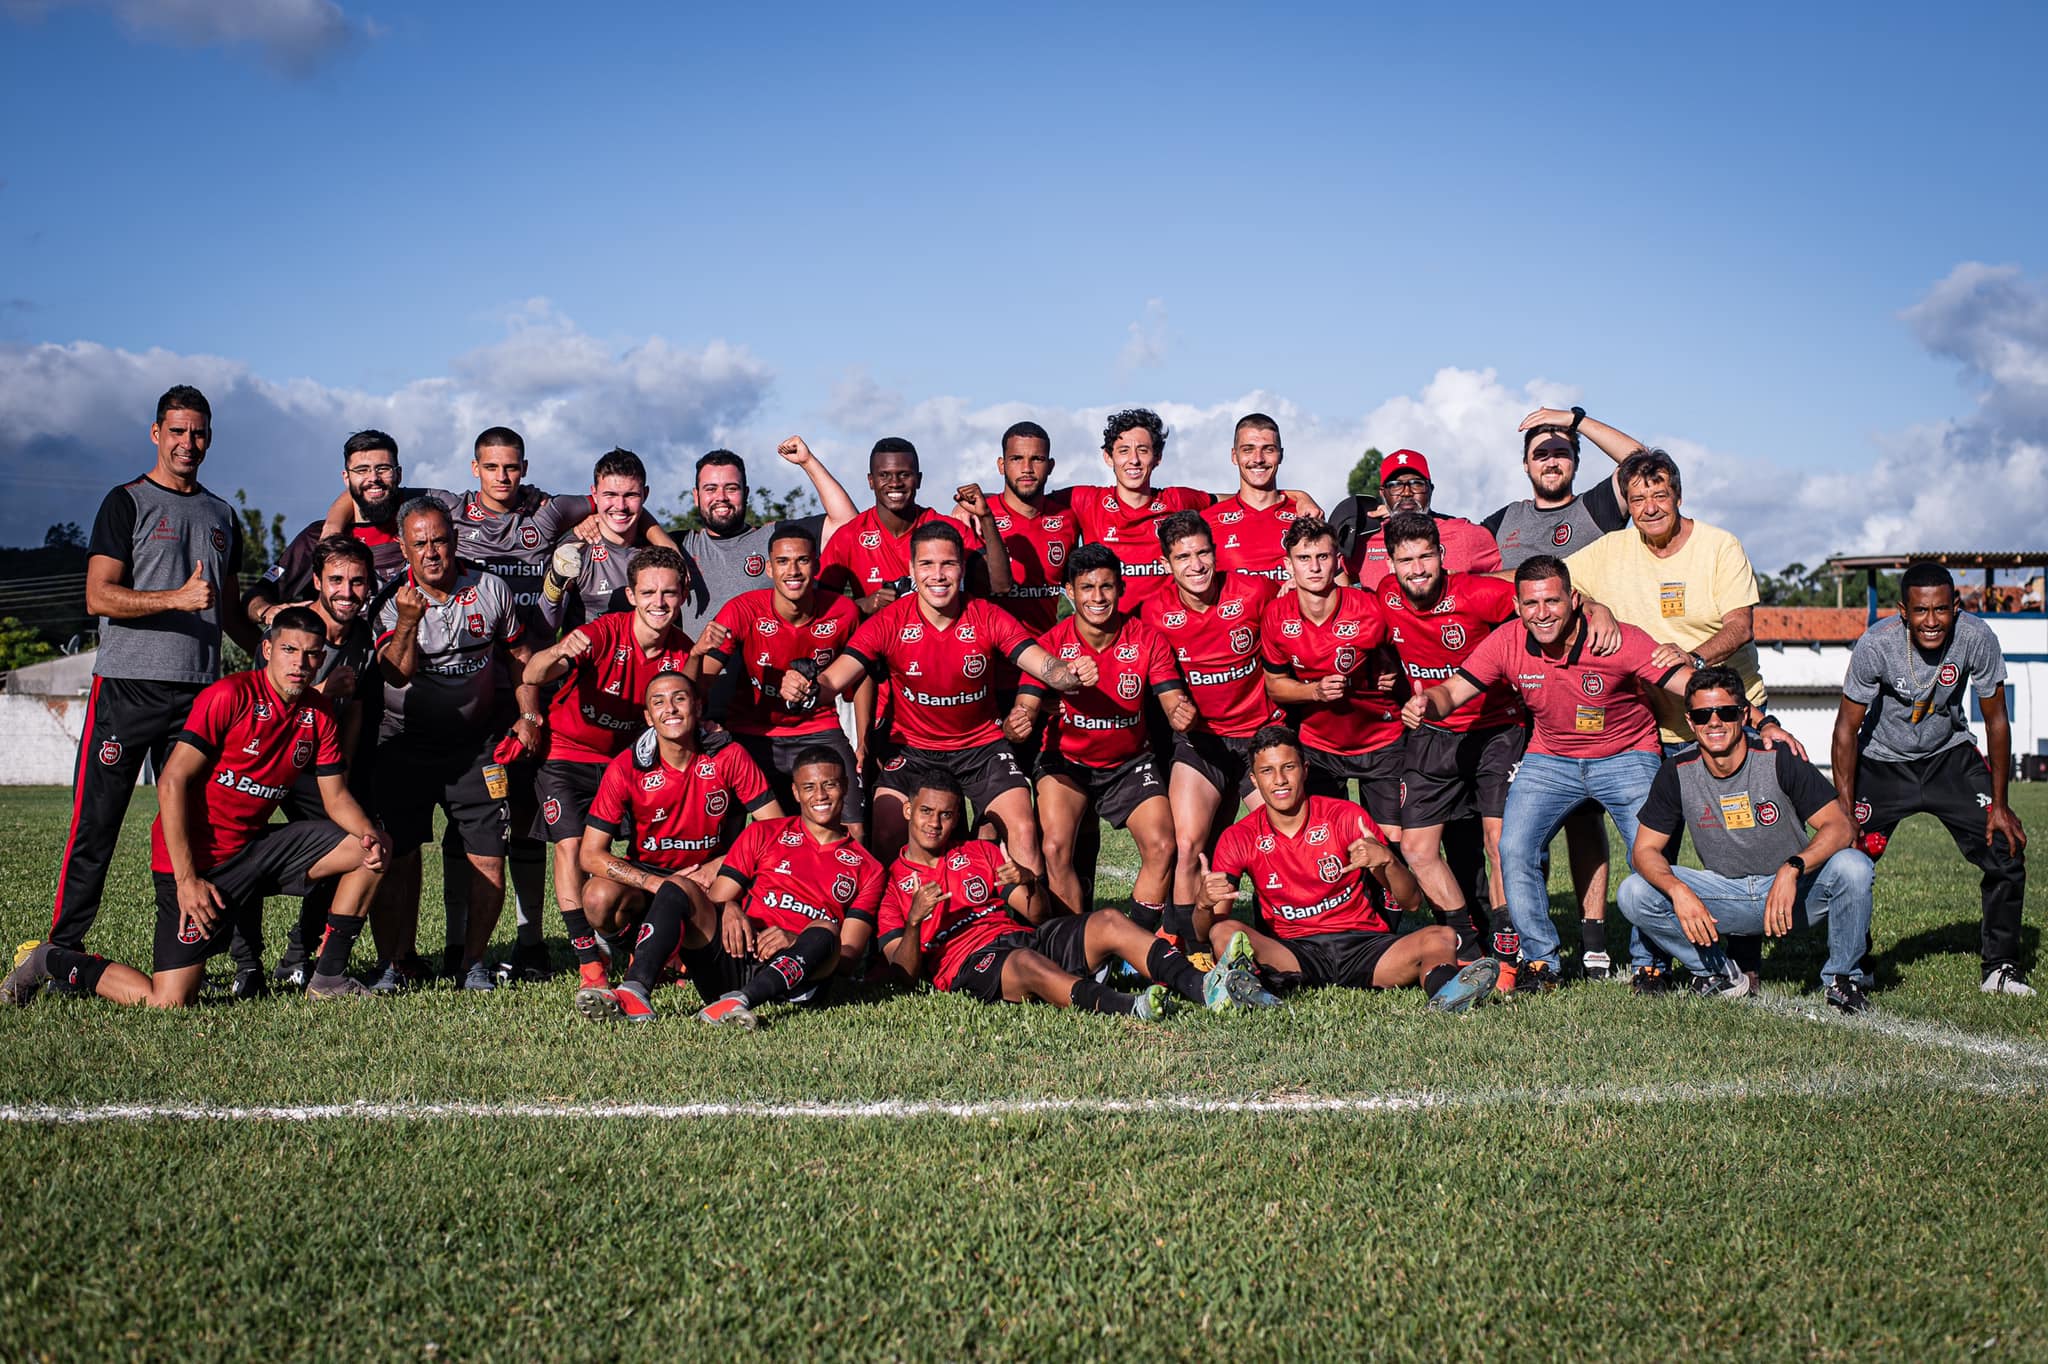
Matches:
[1759,561,1902,607]
[232,488,290,568]
[662,482,823,537]
[1346,446,1383,499]
[42,521,85,549]
[0,616,57,670]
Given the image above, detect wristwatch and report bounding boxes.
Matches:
[1568,406,1587,433]
[1784,855,1807,875]
[1689,652,1707,670]
[519,711,545,726]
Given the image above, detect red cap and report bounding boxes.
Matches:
[1379,450,1431,484]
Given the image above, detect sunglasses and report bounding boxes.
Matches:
[1686,704,1746,725]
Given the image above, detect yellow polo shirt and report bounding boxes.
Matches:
[1564,520,1766,743]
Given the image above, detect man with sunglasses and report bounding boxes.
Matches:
[1618,668,1875,1012]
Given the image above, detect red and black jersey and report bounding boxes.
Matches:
[876,840,1025,990]
[152,670,344,873]
[845,596,1035,750]
[1211,796,1396,938]
[1259,587,1398,755]
[709,588,859,738]
[718,816,886,933]
[1022,615,1184,767]
[1373,572,1522,733]
[586,741,775,872]
[1067,485,1213,605]
[545,610,697,764]
[987,490,1078,633]
[1202,495,1297,581]
[818,506,984,603]
[1140,573,1281,739]
[1347,513,1503,582]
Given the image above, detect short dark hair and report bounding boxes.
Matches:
[593,447,647,485]
[790,744,847,779]
[909,520,964,558]
[1102,408,1168,456]
[342,430,398,464]
[768,521,818,555]
[1234,412,1281,444]
[1514,554,1572,591]
[1521,424,1582,459]
[397,496,451,534]
[1247,723,1302,763]
[474,426,526,459]
[1381,512,1441,555]
[1282,515,1338,554]
[1684,665,1747,703]
[1900,561,1957,596]
[870,437,920,469]
[310,535,375,580]
[155,385,210,423]
[1063,542,1123,586]
[910,768,966,807]
[628,545,685,588]
[696,449,746,484]
[1001,421,1050,453]
[1618,447,1682,500]
[1156,510,1213,557]
[265,605,324,641]
[646,668,696,696]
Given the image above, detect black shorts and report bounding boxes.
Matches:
[1277,929,1398,990]
[534,758,607,842]
[875,739,1028,815]
[152,820,346,972]
[1170,729,1255,804]
[946,914,1092,1003]
[736,729,865,816]
[1305,745,1405,828]
[373,739,511,858]
[1402,723,1527,826]
[1034,752,1166,829]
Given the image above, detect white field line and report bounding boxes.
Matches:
[1748,989,2048,1070]
[0,1072,2025,1126]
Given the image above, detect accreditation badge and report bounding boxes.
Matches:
[1718,793,1756,830]
[482,763,510,800]
[1574,705,1606,734]
[1659,582,1687,618]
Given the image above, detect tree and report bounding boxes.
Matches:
[232,489,289,573]
[661,483,823,537]
[1347,447,1384,500]
[0,616,58,671]
[43,522,85,549]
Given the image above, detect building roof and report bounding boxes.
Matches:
[1753,607,1893,644]
[1826,551,2048,571]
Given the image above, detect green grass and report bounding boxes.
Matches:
[3,786,2046,1361]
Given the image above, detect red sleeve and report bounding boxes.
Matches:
[1353,591,1388,647]
[877,864,914,941]
[851,855,887,917]
[1372,572,1398,602]
[709,595,748,656]
[1170,487,1217,510]
[1621,628,1679,687]
[846,607,891,667]
[986,601,1035,662]
[1475,575,1518,624]
[1211,821,1249,882]
[314,702,345,768]
[722,821,766,880]
[1145,627,1183,691]
[817,528,856,594]
[588,758,631,830]
[1457,621,1513,689]
[1258,602,1292,670]
[719,742,774,812]
[178,680,237,752]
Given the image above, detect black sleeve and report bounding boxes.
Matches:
[1636,760,1685,837]
[1583,476,1627,532]
[226,514,245,576]
[1777,749,1840,825]
[793,513,826,538]
[246,523,324,606]
[173,730,217,760]
[87,486,136,562]
[1480,504,1508,538]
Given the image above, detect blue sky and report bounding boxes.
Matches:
[3,1,2046,566]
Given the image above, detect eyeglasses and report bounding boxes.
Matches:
[347,464,399,478]
[1686,704,1746,725]
[1383,477,1429,492]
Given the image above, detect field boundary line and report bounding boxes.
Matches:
[1749,990,2048,1070]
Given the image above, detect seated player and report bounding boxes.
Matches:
[5,609,390,1007]
[522,547,711,985]
[572,671,782,992]
[806,521,1090,869]
[575,746,880,1028]
[1196,725,1498,1013]
[1005,545,1192,920]
[697,521,871,834]
[879,772,1269,1015]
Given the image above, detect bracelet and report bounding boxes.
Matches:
[519,711,545,725]
[1569,406,1587,433]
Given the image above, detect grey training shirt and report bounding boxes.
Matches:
[1842,612,2006,765]
[87,475,244,684]
[1639,745,1839,878]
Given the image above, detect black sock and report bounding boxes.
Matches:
[1725,934,1763,976]
[739,925,839,1008]
[1146,939,1208,1003]
[626,885,688,993]
[228,924,262,973]
[313,914,367,977]
[1160,903,1196,945]
[1491,926,1521,963]
[1580,917,1608,956]
[560,908,604,967]
[46,948,110,996]
[1127,901,1163,933]
[1069,977,1138,1015]
[1443,906,1481,960]
[1423,962,1461,996]
[287,884,330,960]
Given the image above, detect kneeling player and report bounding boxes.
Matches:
[5,609,390,1007]
[877,772,1273,1016]
[576,746,880,1028]
[572,670,781,991]
[1196,725,1497,1012]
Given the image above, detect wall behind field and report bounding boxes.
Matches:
[0,695,86,785]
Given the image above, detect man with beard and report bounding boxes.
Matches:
[1343,450,1502,584]
[1202,413,1312,582]
[7,609,389,1008]
[819,437,1013,615]
[676,438,862,638]
[1482,407,1644,565]
[244,431,411,627]
[960,421,1078,635]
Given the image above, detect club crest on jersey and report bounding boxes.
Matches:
[1938,662,1960,687]
[1117,674,1142,701]
[1256,833,1275,852]
[98,739,122,766]
[1334,646,1358,672]
[1757,800,1780,826]
[1553,523,1573,547]
[1441,622,1467,650]
[1853,800,1872,825]
[177,918,205,945]
[520,526,540,549]
[1281,619,1302,638]
[1162,611,1187,628]
[860,531,882,549]
[1229,626,1255,654]
[1316,853,1344,883]
[964,653,987,678]
[832,873,857,904]
[543,797,562,825]
[1219,599,1245,620]
[1334,620,1361,639]
[1047,542,1067,566]
[1581,673,1606,697]
[745,553,766,577]
[1307,823,1330,845]
[705,790,729,817]
[467,613,485,638]
[292,740,313,769]
[209,526,228,554]
[964,875,990,903]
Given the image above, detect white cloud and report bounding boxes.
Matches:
[1117,299,1169,372]
[2,0,366,73]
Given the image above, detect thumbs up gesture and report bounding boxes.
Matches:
[172,560,215,613]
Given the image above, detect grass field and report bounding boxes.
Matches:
[3,784,2046,1361]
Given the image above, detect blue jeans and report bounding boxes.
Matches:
[1616,850,1875,985]
[1500,750,1663,970]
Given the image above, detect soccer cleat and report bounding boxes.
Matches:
[1493,958,1519,994]
[2,941,52,1007]
[1222,930,1259,975]
[271,948,311,991]
[1201,963,1238,1012]
[1825,976,1872,1015]
[496,940,553,987]
[461,961,496,993]
[576,985,656,1023]
[577,960,611,991]
[696,993,759,1030]
[306,973,371,999]
[1428,958,1501,1014]
[1630,964,1677,997]
[1130,982,1173,1021]
[1980,965,2036,998]
[368,963,409,996]
[1579,950,1612,982]
[1512,961,1561,995]
[1224,968,1283,1010]
[1685,969,1752,1000]
[230,965,269,1000]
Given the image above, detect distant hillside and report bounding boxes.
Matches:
[0,545,91,650]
